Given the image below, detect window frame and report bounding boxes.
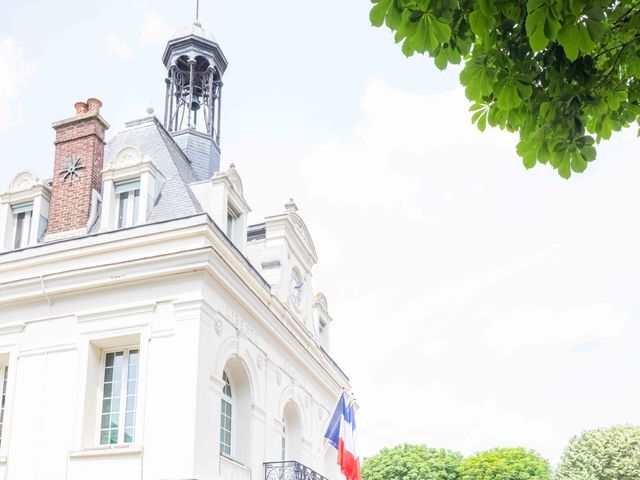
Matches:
[12,203,33,250]
[220,370,234,457]
[96,345,140,446]
[0,364,8,448]
[114,180,141,229]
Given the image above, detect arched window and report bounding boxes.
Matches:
[219,357,251,464]
[220,371,233,456]
[282,401,302,461]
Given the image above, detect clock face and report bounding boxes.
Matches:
[290,270,303,307]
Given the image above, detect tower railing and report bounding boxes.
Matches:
[264,461,328,480]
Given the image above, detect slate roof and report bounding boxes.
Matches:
[99,117,203,230]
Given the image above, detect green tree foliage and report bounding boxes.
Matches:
[369,0,640,178]
[555,424,640,479]
[460,447,552,480]
[362,444,463,480]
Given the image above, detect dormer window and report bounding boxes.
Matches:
[190,164,250,253]
[115,180,141,228]
[1,172,51,252]
[12,203,33,249]
[101,147,164,232]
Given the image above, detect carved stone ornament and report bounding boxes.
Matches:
[257,355,264,370]
[113,146,142,168]
[226,163,244,196]
[214,317,223,336]
[318,406,324,421]
[7,171,41,193]
[59,154,85,181]
[276,370,283,386]
[305,394,311,410]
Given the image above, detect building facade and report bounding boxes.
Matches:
[0,20,351,480]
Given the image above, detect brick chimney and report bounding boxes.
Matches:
[46,99,109,239]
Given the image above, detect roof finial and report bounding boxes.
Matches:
[195,0,200,23]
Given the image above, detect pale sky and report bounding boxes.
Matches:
[2,0,639,466]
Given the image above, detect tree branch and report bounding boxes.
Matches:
[612,0,640,28]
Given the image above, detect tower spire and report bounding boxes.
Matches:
[195,0,200,22]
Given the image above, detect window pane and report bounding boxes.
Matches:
[222,371,232,397]
[14,212,24,249]
[99,349,139,446]
[118,192,129,228]
[101,414,110,429]
[103,382,113,398]
[100,350,126,445]
[110,412,120,428]
[132,190,140,226]
[220,393,232,455]
[127,379,137,395]
[0,366,8,447]
[111,382,121,398]
[114,352,124,367]
[24,210,32,246]
[124,350,138,444]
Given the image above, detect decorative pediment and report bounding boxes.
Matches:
[103,146,160,182]
[111,146,144,168]
[213,163,244,197]
[314,293,328,312]
[7,171,45,194]
[288,212,318,262]
[226,163,243,196]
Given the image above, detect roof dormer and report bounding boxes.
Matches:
[190,163,250,251]
[0,171,52,251]
[100,146,165,231]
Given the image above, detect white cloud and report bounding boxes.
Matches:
[481,304,628,354]
[0,36,33,129]
[268,79,640,464]
[105,33,134,60]
[140,11,175,45]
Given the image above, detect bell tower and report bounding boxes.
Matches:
[162,19,228,180]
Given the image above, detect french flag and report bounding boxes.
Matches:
[324,393,361,480]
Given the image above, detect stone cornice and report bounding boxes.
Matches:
[0,214,350,393]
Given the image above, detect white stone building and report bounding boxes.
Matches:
[0,19,352,480]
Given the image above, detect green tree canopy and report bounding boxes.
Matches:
[460,447,551,480]
[362,444,463,480]
[555,424,640,480]
[369,0,640,178]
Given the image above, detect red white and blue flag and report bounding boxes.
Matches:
[324,393,361,480]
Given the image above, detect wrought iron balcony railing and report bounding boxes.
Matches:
[264,461,329,480]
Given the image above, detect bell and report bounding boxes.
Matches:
[190,100,201,111]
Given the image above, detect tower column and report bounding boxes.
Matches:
[216,81,223,145]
